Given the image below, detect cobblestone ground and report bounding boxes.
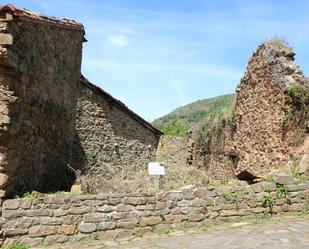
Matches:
[43,215,309,249]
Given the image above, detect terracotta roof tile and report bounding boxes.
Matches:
[0,4,84,31]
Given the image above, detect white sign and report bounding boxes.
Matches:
[148,162,165,176]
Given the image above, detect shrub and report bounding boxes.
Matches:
[284,84,307,110]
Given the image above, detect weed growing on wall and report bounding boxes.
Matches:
[262,195,274,214]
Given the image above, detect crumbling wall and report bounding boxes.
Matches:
[72,79,160,193]
[191,117,236,180]
[156,135,191,167]
[234,39,309,179]
[0,11,84,196]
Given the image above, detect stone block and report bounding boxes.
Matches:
[3,228,28,236]
[260,182,276,192]
[83,213,105,223]
[21,199,32,209]
[2,209,25,218]
[116,204,135,212]
[78,222,96,233]
[123,197,141,205]
[188,213,205,222]
[0,113,10,124]
[54,209,68,217]
[53,196,65,204]
[96,205,115,213]
[140,216,162,227]
[153,208,170,216]
[63,215,79,225]
[0,172,8,188]
[59,225,76,235]
[29,209,52,217]
[40,217,63,226]
[272,173,294,185]
[164,214,186,223]
[116,218,139,228]
[3,199,20,210]
[45,234,69,244]
[97,221,116,231]
[178,199,191,207]
[287,183,308,192]
[68,206,91,214]
[191,198,208,207]
[29,226,58,238]
[0,34,13,45]
[252,207,267,213]
[251,183,262,193]
[108,197,121,205]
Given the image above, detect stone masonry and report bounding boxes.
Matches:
[0,5,161,197]
[1,177,308,247]
[234,40,309,179]
[72,77,161,185]
[0,5,85,195]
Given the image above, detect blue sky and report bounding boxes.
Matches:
[3,0,309,120]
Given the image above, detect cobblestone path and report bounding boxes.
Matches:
[43,215,309,249]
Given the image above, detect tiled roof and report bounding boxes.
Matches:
[81,75,163,136]
[0,4,84,31]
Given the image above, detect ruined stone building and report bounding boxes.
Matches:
[0,5,161,197]
[234,40,309,180]
[157,40,309,182]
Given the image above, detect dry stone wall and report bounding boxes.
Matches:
[0,12,84,195]
[1,179,308,247]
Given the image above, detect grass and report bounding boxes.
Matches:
[0,244,28,249]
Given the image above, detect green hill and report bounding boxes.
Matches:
[152,93,236,136]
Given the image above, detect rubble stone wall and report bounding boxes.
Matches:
[191,119,236,180]
[234,41,308,178]
[0,16,84,195]
[72,81,160,178]
[1,180,308,247]
[156,135,191,168]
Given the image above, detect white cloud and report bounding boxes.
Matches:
[107,34,129,48]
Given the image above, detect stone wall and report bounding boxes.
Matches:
[156,135,191,168]
[1,177,308,247]
[0,6,161,196]
[191,118,236,180]
[234,40,309,179]
[0,9,85,195]
[71,78,161,192]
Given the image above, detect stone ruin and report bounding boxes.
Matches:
[158,39,309,182]
[234,39,309,180]
[0,5,161,198]
[0,4,308,199]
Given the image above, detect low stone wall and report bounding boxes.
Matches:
[1,180,308,247]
